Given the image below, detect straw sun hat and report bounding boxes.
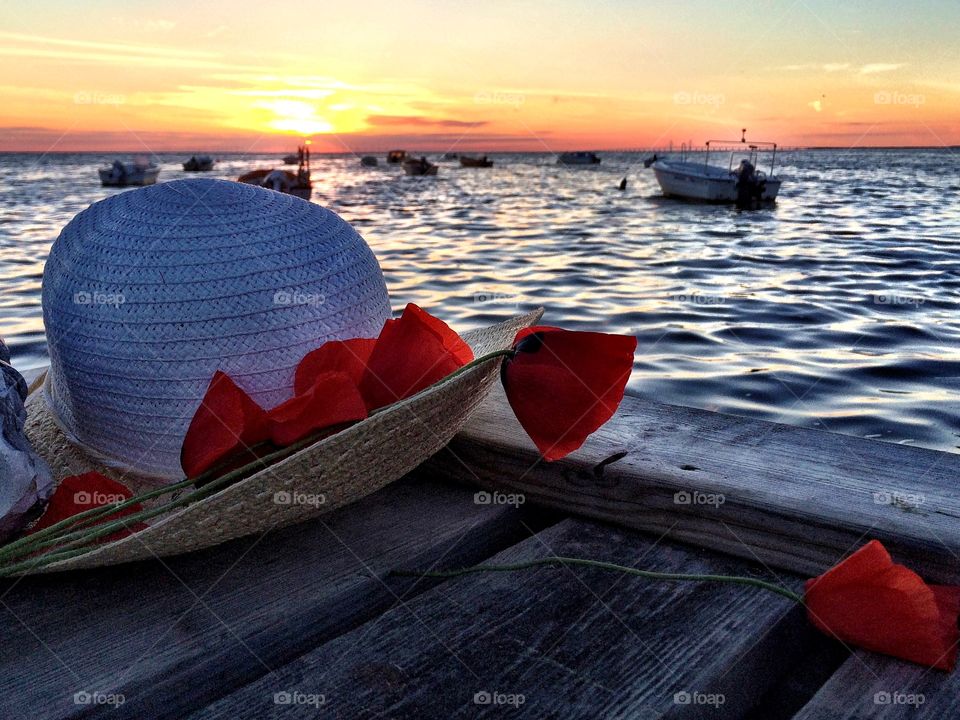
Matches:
[22,178,540,572]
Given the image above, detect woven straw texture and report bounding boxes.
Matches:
[41,179,391,480]
[22,309,542,573]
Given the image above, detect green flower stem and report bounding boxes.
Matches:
[0,545,114,577]
[0,479,193,562]
[0,348,517,574]
[425,348,514,386]
[391,557,805,604]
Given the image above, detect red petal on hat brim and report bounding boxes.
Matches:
[407,303,473,365]
[804,540,960,670]
[501,327,636,461]
[180,371,270,479]
[268,371,368,446]
[294,338,377,396]
[359,303,473,411]
[28,472,147,542]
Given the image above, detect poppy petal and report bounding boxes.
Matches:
[180,371,270,479]
[501,327,636,461]
[359,304,473,410]
[406,304,473,365]
[268,371,368,446]
[28,472,147,542]
[804,540,960,670]
[294,338,377,395]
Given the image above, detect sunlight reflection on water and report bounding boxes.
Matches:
[2,149,959,451]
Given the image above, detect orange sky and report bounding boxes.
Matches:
[1,1,957,152]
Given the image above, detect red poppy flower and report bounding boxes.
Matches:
[804,540,960,670]
[294,338,377,395]
[181,371,271,479]
[500,327,636,460]
[359,304,474,410]
[28,472,147,542]
[268,371,368,446]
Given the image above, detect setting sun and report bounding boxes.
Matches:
[1,1,957,151]
[257,99,334,135]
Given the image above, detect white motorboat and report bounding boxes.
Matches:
[99,159,160,187]
[650,131,781,205]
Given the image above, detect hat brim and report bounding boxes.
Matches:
[21,308,542,574]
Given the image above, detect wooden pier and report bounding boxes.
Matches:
[2,385,958,718]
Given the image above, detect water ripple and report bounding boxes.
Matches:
[1,149,959,451]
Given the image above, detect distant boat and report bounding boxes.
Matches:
[402,157,438,176]
[282,154,299,165]
[360,156,379,167]
[459,155,493,168]
[650,130,782,206]
[182,155,215,172]
[557,152,601,166]
[98,159,160,187]
[239,145,312,200]
[441,152,459,161]
[387,150,407,164]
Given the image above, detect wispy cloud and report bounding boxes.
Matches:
[0,31,211,58]
[782,62,849,72]
[0,31,265,71]
[366,115,488,128]
[780,61,905,75]
[860,63,906,75]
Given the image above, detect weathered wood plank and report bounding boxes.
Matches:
[189,518,812,720]
[0,476,553,720]
[793,654,960,719]
[422,387,960,584]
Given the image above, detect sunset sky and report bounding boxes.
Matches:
[1,0,957,152]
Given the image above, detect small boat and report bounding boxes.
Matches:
[282,154,299,165]
[650,130,781,206]
[557,151,601,166]
[386,150,407,164]
[98,158,160,187]
[459,155,493,168]
[182,155,215,172]
[238,145,312,200]
[402,157,438,176]
[441,152,459,161]
[360,156,379,167]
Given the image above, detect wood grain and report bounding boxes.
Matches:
[189,518,809,719]
[422,387,960,584]
[793,653,960,719]
[0,476,552,720]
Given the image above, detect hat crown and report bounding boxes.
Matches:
[42,179,391,479]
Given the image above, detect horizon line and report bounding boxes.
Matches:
[1,145,958,154]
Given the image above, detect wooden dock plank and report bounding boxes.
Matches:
[0,477,552,720]
[189,518,812,720]
[793,654,960,719]
[422,387,960,584]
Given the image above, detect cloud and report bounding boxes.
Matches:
[0,31,209,59]
[780,62,904,75]
[782,62,849,72]
[0,31,267,72]
[860,63,906,75]
[366,115,488,128]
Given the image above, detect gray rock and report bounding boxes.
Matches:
[0,343,54,542]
